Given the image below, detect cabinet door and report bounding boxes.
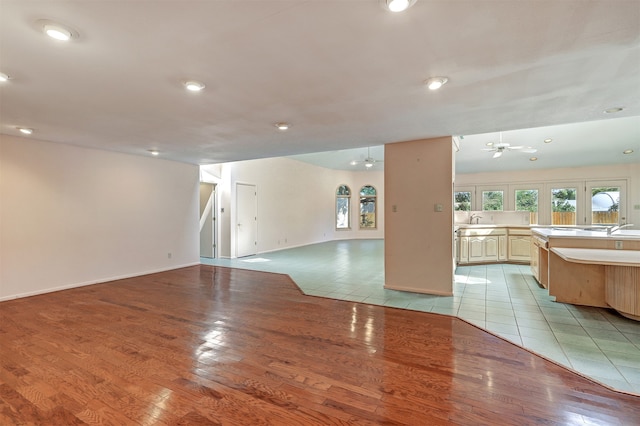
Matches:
[530,238,539,280]
[498,235,508,261]
[459,237,469,263]
[509,236,531,262]
[484,236,499,260]
[469,237,484,261]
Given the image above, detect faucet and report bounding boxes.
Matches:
[607,223,634,236]
[469,213,482,224]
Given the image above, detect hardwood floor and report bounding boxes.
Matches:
[1,265,639,425]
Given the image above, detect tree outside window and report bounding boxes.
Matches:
[551,188,576,225]
[482,191,503,211]
[454,191,471,211]
[515,189,538,224]
[359,185,377,229]
[336,185,351,229]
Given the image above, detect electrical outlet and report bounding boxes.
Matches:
[615,241,623,250]
[168,252,172,259]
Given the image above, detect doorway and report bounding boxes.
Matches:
[199,183,217,258]
[236,183,258,258]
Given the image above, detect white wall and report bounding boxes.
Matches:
[0,135,200,301]
[456,163,640,226]
[206,157,384,257]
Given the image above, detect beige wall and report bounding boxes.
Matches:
[384,137,454,296]
[208,157,384,257]
[0,135,200,301]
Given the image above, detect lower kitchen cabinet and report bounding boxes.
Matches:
[457,226,530,264]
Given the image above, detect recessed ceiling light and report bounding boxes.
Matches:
[529,157,538,161]
[623,149,634,155]
[425,76,448,90]
[44,23,72,41]
[148,149,160,156]
[486,142,493,147]
[603,107,624,114]
[36,19,79,41]
[184,81,205,92]
[350,160,357,166]
[275,122,290,131]
[18,127,34,135]
[382,0,417,12]
[544,138,552,143]
[0,72,9,82]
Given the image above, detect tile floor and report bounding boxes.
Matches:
[201,239,640,394]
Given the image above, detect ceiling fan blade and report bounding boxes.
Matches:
[493,151,503,158]
[507,145,524,150]
[521,147,538,153]
[481,148,496,152]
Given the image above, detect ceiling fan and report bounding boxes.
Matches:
[350,147,383,168]
[482,132,537,158]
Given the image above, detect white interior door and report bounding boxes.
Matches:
[236,183,257,258]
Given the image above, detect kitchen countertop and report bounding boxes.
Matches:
[455,224,531,229]
[551,247,640,266]
[532,227,640,240]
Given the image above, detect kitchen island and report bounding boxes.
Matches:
[531,227,640,320]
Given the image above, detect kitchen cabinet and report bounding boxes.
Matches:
[459,236,469,263]
[456,226,531,265]
[508,229,531,262]
[457,227,506,264]
[499,235,508,261]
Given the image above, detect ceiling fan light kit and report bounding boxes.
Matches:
[351,147,383,169]
[482,132,537,159]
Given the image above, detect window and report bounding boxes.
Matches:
[588,181,626,225]
[515,189,538,224]
[336,185,351,229]
[551,187,576,225]
[454,191,472,211]
[359,185,377,229]
[591,187,620,225]
[482,190,503,211]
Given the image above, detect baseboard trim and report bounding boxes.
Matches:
[0,262,201,302]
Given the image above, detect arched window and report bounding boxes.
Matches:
[336,185,351,229]
[359,185,377,229]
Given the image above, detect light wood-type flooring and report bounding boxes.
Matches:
[1,265,639,425]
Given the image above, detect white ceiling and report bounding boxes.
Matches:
[1,1,639,173]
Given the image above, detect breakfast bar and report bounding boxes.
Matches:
[532,227,640,321]
[551,247,640,320]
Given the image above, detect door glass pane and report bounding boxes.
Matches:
[591,187,620,225]
[359,185,377,229]
[482,191,503,211]
[336,184,351,229]
[551,188,576,225]
[515,189,538,224]
[454,191,471,211]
